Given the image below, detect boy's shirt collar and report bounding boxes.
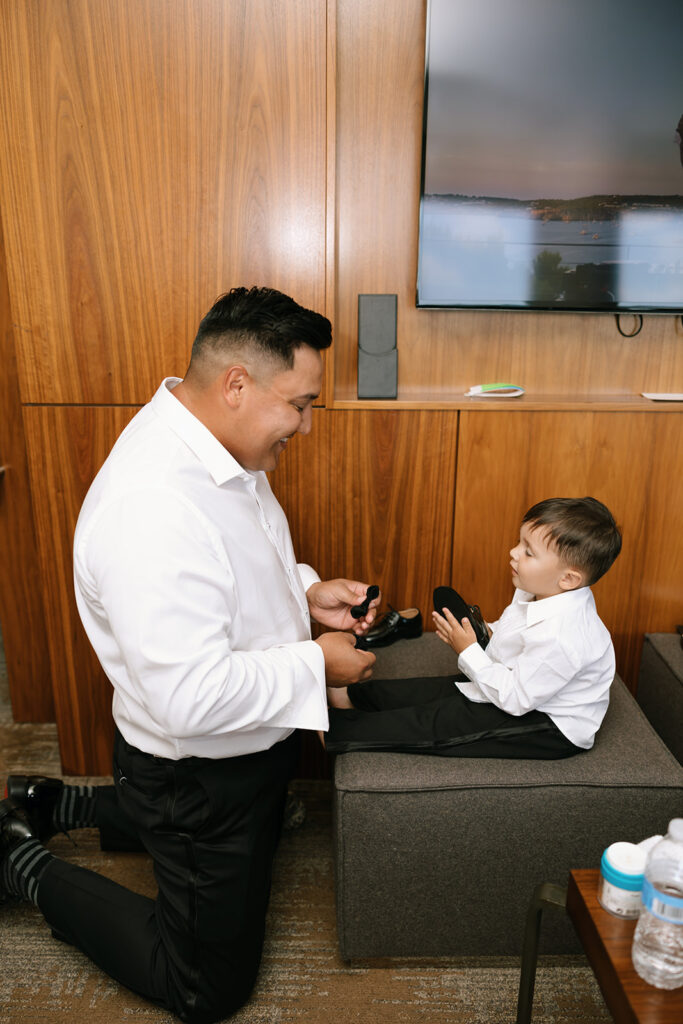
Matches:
[515,586,592,626]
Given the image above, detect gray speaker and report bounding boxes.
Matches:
[357,294,397,399]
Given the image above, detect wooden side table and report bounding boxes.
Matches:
[516,869,683,1023]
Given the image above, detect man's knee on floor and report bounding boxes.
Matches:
[177,972,257,1024]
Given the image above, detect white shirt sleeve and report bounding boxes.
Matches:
[78,489,328,742]
[456,632,581,716]
[298,563,321,597]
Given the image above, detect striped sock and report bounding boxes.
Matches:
[53,785,98,832]
[4,837,54,905]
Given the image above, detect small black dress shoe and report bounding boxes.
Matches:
[433,586,490,650]
[4,775,64,843]
[355,606,423,649]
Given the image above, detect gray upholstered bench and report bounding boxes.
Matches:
[332,633,683,958]
[637,632,683,764]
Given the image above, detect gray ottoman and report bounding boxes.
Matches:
[637,633,683,764]
[333,633,683,958]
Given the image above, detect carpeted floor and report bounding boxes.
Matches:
[0,636,611,1023]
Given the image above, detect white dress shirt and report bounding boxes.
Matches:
[456,587,615,749]
[73,378,329,759]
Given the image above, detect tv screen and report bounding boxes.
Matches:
[417,0,683,312]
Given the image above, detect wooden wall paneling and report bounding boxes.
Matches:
[632,414,683,641]
[334,0,428,400]
[0,0,327,405]
[270,403,459,780]
[0,212,54,721]
[322,0,337,408]
[271,407,458,626]
[334,0,683,401]
[23,406,139,774]
[23,403,458,776]
[452,411,681,691]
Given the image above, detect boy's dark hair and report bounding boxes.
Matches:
[190,286,332,372]
[522,497,622,585]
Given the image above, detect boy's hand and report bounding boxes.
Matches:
[432,607,477,654]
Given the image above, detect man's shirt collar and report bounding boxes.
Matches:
[151,377,251,486]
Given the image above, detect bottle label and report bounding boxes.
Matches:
[641,877,683,924]
[598,877,642,918]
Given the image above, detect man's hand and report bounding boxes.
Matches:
[307,579,381,635]
[432,607,477,655]
[315,631,376,687]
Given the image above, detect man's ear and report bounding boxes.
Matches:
[558,567,585,592]
[221,365,249,408]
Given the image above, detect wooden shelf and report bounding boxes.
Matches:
[329,393,683,412]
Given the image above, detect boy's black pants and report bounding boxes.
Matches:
[36,728,299,1024]
[325,675,579,759]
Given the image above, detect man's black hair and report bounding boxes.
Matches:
[191,286,331,370]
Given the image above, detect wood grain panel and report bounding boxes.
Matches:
[23,406,139,772]
[271,407,458,628]
[0,0,327,404]
[452,411,683,690]
[633,413,683,641]
[0,213,54,721]
[23,404,457,774]
[334,0,683,401]
[275,406,460,782]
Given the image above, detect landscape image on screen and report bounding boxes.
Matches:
[417,0,683,311]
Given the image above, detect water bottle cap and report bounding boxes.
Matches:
[638,834,663,856]
[668,818,683,842]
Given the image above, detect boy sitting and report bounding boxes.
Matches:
[324,496,622,759]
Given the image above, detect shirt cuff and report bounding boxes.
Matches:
[453,642,490,703]
[457,641,493,677]
[298,563,321,594]
[272,639,329,732]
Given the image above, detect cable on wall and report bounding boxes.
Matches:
[615,313,643,338]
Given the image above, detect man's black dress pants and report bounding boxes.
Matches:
[36,728,299,1024]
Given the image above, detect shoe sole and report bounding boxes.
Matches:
[433,586,489,649]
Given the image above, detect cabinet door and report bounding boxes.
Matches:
[272,407,459,779]
[453,411,683,689]
[0,224,52,721]
[0,0,327,404]
[271,408,459,624]
[24,407,138,773]
[24,405,458,774]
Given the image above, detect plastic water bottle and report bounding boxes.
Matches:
[631,818,683,989]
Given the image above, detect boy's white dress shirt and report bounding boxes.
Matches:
[74,378,328,760]
[456,587,615,749]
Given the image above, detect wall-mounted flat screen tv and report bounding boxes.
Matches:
[417,0,683,312]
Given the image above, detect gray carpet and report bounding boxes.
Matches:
[0,635,610,1023]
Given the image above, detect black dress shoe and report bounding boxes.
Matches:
[0,798,35,904]
[4,775,64,843]
[356,606,423,649]
[433,586,490,650]
[0,798,34,845]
